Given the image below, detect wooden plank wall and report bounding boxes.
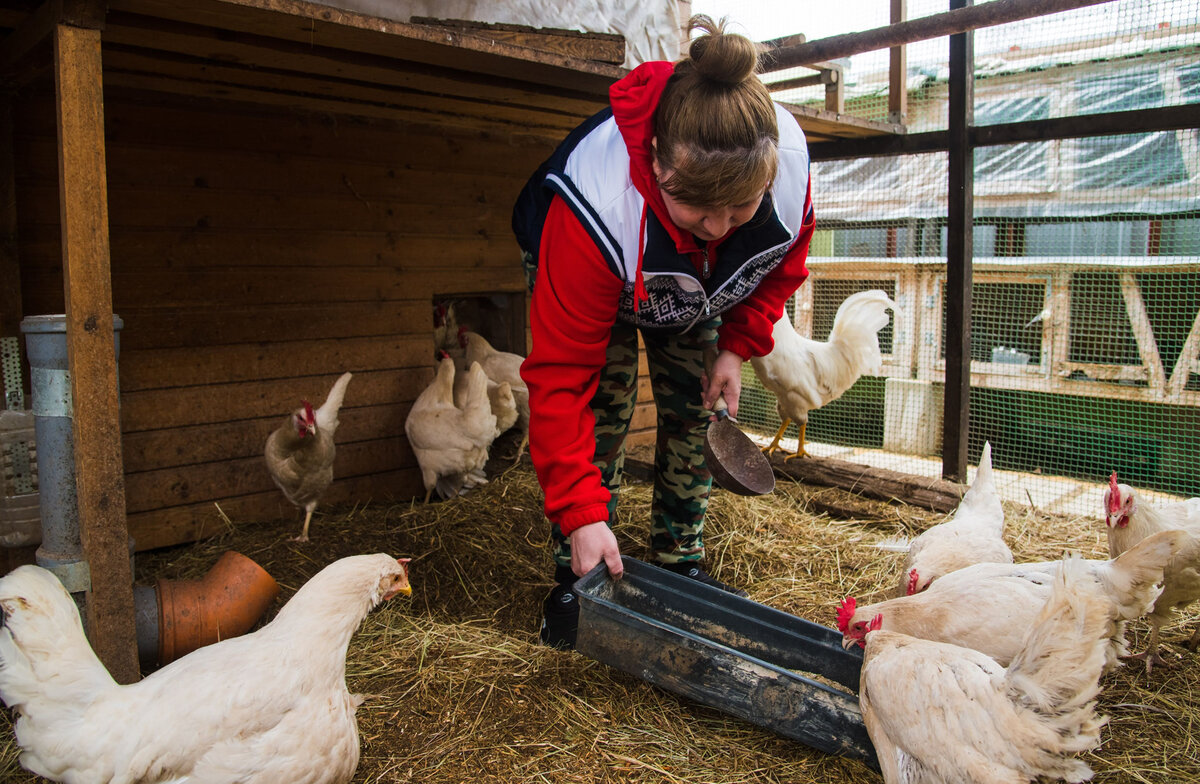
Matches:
[12,88,656,551]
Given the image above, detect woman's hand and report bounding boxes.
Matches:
[701,348,745,418]
[569,521,623,579]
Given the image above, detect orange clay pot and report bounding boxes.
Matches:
[156,550,280,666]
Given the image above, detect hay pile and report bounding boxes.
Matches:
[1,450,1197,783]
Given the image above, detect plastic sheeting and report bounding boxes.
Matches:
[812,45,1200,223]
[309,0,684,67]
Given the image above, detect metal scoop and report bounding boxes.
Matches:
[700,346,775,496]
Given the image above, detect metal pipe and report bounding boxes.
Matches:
[20,313,124,597]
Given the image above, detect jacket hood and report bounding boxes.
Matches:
[609,62,700,255]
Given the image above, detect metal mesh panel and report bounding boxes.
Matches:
[710,0,1200,513]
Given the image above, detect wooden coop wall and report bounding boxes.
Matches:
[10,87,657,551]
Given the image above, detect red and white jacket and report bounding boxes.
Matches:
[513,62,814,535]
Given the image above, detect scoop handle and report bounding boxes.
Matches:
[704,345,732,420]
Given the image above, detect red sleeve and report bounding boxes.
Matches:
[520,196,625,535]
[717,182,815,360]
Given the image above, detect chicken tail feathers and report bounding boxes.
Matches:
[0,566,114,714]
[1098,529,1185,619]
[954,441,1003,529]
[829,289,898,344]
[1005,555,1112,729]
[316,371,353,434]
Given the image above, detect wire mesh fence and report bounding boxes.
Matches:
[735,0,1200,514]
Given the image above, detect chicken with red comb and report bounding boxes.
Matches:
[836,596,857,634]
[1101,471,1200,672]
[876,442,1012,597]
[859,557,1112,784]
[838,530,1183,673]
[265,372,353,542]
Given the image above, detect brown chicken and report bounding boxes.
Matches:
[840,529,1185,672]
[460,329,530,459]
[1103,471,1200,672]
[265,371,352,542]
[405,357,497,503]
[859,556,1112,784]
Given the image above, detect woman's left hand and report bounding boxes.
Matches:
[701,349,744,418]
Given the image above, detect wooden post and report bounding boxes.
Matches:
[889,0,908,124]
[943,0,973,483]
[54,18,139,683]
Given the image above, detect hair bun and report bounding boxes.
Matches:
[687,15,759,86]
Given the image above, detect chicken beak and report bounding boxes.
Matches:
[840,636,855,651]
[384,558,413,599]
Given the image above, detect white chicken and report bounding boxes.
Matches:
[1103,471,1200,672]
[461,329,530,459]
[750,289,898,459]
[405,357,497,503]
[264,371,353,542]
[840,529,1185,672]
[0,554,411,784]
[881,441,1011,596]
[859,555,1111,784]
[448,352,519,440]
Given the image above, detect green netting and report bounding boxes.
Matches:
[730,0,1200,512]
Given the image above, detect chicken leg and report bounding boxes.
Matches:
[762,418,792,457]
[292,502,317,543]
[760,419,808,460]
[1124,618,1171,674]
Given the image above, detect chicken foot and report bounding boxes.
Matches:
[761,419,809,460]
[762,419,791,457]
[1122,621,1173,674]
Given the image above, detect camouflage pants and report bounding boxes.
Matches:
[552,317,720,567]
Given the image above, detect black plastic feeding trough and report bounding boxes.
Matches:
[574,557,877,768]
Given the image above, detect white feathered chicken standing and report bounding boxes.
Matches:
[405,357,497,503]
[882,442,1012,596]
[750,289,899,459]
[1103,471,1200,671]
[0,554,411,784]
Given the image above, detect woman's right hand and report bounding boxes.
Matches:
[569,521,624,580]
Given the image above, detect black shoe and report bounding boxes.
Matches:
[539,582,579,650]
[658,561,749,598]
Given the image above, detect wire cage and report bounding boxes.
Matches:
[737,0,1200,515]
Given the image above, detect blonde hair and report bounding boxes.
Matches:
[654,15,779,208]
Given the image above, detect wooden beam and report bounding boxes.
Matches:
[972,103,1200,145]
[888,0,907,124]
[768,454,965,513]
[0,0,57,75]
[1118,273,1167,391]
[942,0,973,484]
[409,17,625,64]
[809,104,1200,160]
[1166,305,1200,398]
[762,0,1118,70]
[54,20,139,683]
[107,0,623,93]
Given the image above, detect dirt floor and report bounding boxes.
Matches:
[1,436,1197,783]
